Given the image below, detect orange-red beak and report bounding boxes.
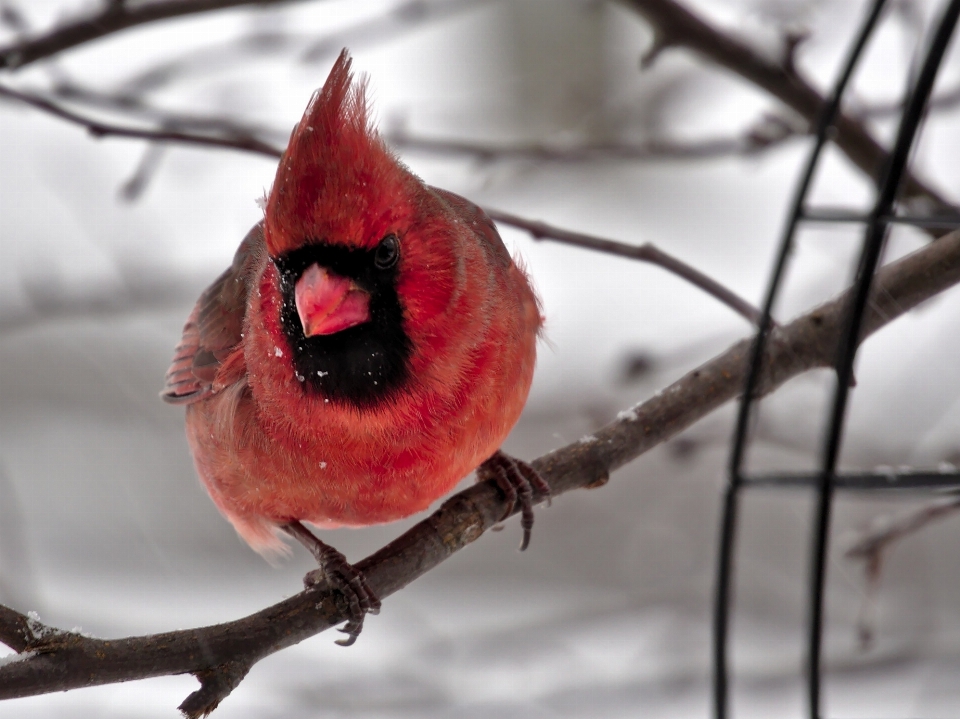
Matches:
[294,263,371,337]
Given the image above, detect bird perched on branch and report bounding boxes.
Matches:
[162,50,547,644]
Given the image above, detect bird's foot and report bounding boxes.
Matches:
[282,521,381,646]
[476,450,551,551]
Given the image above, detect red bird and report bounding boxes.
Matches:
[163,51,547,643]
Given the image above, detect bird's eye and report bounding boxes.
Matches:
[374,234,400,270]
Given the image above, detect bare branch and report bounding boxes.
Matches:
[487,209,768,327]
[846,495,960,649]
[50,79,288,142]
[119,143,167,201]
[0,80,786,330]
[0,3,29,35]
[44,77,801,168]
[387,113,800,163]
[847,495,960,564]
[179,660,251,719]
[36,77,804,167]
[0,0,312,70]
[619,0,957,222]
[0,83,283,157]
[300,0,489,62]
[0,605,31,652]
[780,28,810,77]
[858,82,960,120]
[86,0,487,97]
[0,270,201,336]
[2,229,958,713]
[639,30,673,70]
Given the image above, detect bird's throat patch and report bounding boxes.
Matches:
[274,241,412,408]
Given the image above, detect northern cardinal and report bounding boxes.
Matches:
[162,50,547,643]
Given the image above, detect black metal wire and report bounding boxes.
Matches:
[801,210,960,228]
[743,470,960,492]
[807,3,960,717]
[712,2,890,717]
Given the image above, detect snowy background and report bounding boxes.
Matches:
[1,0,960,717]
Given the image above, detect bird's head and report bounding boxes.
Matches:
[261,50,456,408]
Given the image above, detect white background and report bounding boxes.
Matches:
[1,0,960,716]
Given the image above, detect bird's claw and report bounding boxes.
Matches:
[477,450,551,551]
[284,521,381,646]
[302,544,381,644]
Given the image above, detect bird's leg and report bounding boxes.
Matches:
[281,520,381,646]
[476,450,551,551]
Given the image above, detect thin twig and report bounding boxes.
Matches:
[857,82,960,119]
[387,113,799,163]
[46,76,799,167]
[0,270,202,335]
[846,495,960,649]
[50,79,288,144]
[0,3,29,35]
[43,78,802,166]
[2,229,958,715]
[119,143,168,201]
[0,604,31,653]
[0,0,311,69]
[846,496,960,566]
[300,0,489,62]
[77,0,488,97]
[487,209,767,327]
[0,83,284,157]
[1,80,781,328]
[620,0,958,227]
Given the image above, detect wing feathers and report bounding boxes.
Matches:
[161,224,264,405]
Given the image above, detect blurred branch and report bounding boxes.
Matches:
[846,494,960,649]
[620,0,958,225]
[300,0,488,61]
[387,113,800,162]
[119,143,168,201]
[847,495,960,564]
[0,79,779,327]
[0,83,284,156]
[49,78,289,144]
[0,0,312,70]
[90,0,487,97]
[2,229,959,717]
[858,82,960,119]
[49,76,802,166]
[0,270,205,335]
[487,209,768,327]
[0,605,31,653]
[0,3,29,36]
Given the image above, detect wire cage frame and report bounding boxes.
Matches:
[712,0,960,718]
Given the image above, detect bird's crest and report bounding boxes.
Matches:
[264,50,411,257]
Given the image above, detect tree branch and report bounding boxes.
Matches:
[49,78,289,144]
[620,0,958,221]
[0,80,782,330]
[0,605,32,653]
[487,209,768,327]
[0,83,284,157]
[845,495,960,649]
[2,228,958,715]
[386,113,800,163]
[858,82,960,119]
[0,0,312,70]
[42,77,800,167]
[847,496,960,566]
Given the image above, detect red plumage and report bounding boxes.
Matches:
[163,51,542,560]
